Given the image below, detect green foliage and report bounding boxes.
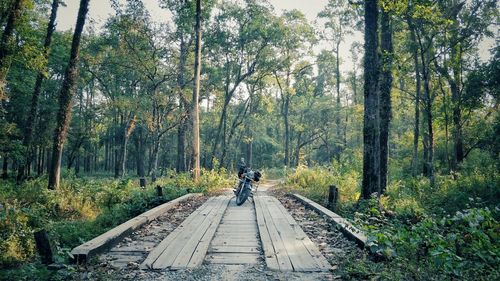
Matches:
[0,172,223,269]
[285,157,499,280]
[286,165,360,209]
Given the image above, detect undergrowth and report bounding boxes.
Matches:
[0,169,231,280]
[285,156,500,280]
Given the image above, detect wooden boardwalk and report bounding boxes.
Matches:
[205,197,260,265]
[141,196,230,269]
[254,196,331,272]
[128,193,331,272]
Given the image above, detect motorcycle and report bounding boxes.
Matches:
[235,169,261,206]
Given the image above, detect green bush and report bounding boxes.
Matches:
[0,171,214,269]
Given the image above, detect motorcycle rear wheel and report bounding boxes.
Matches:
[236,185,251,206]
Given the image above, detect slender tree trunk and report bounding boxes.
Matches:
[421,51,434,186]
[192,0,202,181]
[378,8,393,194]
[136,126,145,177]
[38,147,45,176]
[177,119,187,172]
[361,0,380,199]
[408,20,421,177]
[18,0,59,180]
[450,45,464,170]
[284,94,290,167]
[176,37,189,173]
[47,0,89,189]
[0,0,23,100]
[440,78,451,172]
[119,116,135,178]
[335,46,342,161]
[210,95,230,167]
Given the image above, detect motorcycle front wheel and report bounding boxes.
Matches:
[236,184,251,206]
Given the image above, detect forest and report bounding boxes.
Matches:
[0,0,498,280]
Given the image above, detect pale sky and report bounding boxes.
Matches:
[56,0,364,73]
[56,0,495,72]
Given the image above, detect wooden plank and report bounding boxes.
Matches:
[255,196,290,271]
[210,239,259,247]
[219,220,253,225]
[205,253,259,264]
[266,199,319,271]
[291,193,367,247]
[217,225,257,231]
[273,197,331,270]
[254,196,279,271]
[71,216,147,263]
[71,193,200,263]
[184,196,231,268]
[151,197,223,269]
[209,246,259,253]
[141,197,217,269]
[270,197,331,271]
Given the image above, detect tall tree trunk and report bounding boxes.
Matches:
[176,37,189,173]
[439,77,451,172]
[421,50,434,186]
[104,134,109,171]
[18,0,59,180]
[47,0,89,189]
[335,46,342,161]
[408,19,421,177]
[135,126,145,177]
[450,44,464,170]
[283,94,290,167]
[210,95,230,167]
[378,8,393,194]
[191,0,202,181]
[177,119,187,172]
[361,0,380,200]
[0,0,23,100]
[119,116,135,178]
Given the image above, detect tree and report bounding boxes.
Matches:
[0,0,24,100]
[361,0,380,199]
[47,0,89,189]
[205,0,277,168]
[18,0,60,180]
[273,10,315,167]
[192,0,202,181]
[378,4,394,193]
[318,0,356,161]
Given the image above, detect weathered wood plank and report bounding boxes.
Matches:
[269,197,330,271]
[209,246,259,253]
[291,193,367,247]
[150,197,223,269]
[71,193,200,263]
[141,197,217,269]
[210,239,259,247]
[255,196,292,271]
[273,197,331,270]
[266,199,319,271]
[184,196,231,268]
[205,253,259,264]
[255,196,331,272]
[254,196,280,271]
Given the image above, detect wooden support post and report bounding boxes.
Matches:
[156,185,163,197]
[139,177,146,188]
[34,229,54,265]
[327,185,338,209]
